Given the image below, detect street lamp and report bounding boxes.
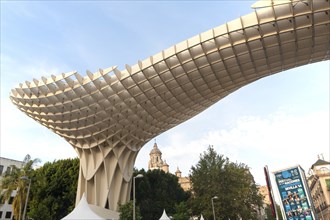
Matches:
[211,196,218,220]
[133,174,143,220]
[20,176,31,220]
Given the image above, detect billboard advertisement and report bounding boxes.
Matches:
[273,165,316,220]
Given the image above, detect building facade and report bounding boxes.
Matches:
[258,185,271,206]
[257,185,273,220]
[148,143,191,191]
[307,158,330,220]
[0,157,24,220]
[174,168,191,191]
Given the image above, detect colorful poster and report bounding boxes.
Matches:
[274,166,316,220]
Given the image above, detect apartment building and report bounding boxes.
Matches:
[0,157,24,220]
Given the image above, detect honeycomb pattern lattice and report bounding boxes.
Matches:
[10,0,330,211]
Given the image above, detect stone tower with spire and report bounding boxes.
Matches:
[148,143,191,191]
[148,142,169,173]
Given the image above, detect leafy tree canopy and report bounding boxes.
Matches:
[265,204,283,220]
[189,146,263,220]
[27,158,79,220]
[172,202,191,220]
[119,200,142,220]
[133,169,190,220]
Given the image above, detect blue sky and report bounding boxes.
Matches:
[1,1,329,188]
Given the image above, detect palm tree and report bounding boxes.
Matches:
[0,154,40,220]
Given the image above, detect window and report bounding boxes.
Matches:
[5,211,11,219]
[326,179,330,191]
[6,166,11,174]
[0,165,3,175]
[0,211,2,218]
[8,196,14,204]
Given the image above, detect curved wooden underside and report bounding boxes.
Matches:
[10,0,329,211]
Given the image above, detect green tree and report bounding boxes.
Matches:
[0,154,40,220]
[265,204,283,220]
[172,202,191,220]
[189,146,263,220]
[132,169,190,219]
[27,158,79,220]
[119,200,142,220]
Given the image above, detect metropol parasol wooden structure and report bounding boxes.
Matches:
[10,0,329,217]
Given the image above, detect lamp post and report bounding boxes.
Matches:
[211,196,218,220]
[133,174,143,220]
[20,176,31,220]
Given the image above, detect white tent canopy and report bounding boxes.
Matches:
[159,209,171,220]
[61,194,119,220]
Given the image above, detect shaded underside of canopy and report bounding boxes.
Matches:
[10,0,330,212]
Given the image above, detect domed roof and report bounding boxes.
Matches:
[311,158,330,169]
[149,143,162,155]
